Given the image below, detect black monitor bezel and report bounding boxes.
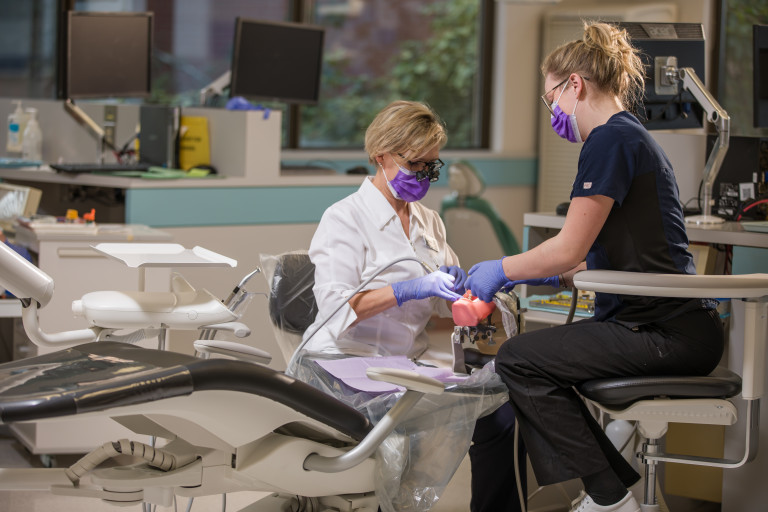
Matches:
[64,10,153,100]
[616,22,707,131]
[754,24,768,128]
[229,17,325,105]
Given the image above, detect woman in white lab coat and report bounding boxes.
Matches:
[293,100,525,512]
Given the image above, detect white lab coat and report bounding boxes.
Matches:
[303,177,458,358]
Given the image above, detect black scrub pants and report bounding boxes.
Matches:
[494,307,724,487]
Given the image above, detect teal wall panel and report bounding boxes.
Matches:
[126,157,537,226]
[732,246,768,274]
[125,186,357,226]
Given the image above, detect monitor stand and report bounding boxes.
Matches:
[63,98,115,164]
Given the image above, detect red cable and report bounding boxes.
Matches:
[735,198,768,221]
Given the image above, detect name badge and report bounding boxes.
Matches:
[424,235,439,252]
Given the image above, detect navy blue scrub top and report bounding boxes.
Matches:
[571,111,706,326]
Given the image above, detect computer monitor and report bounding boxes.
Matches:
[617,22,706,130]
[64,11,153,99]
[230,18,324,105]
[754,25,768,128]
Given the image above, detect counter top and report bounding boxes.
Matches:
[0,166,367,189]
[12,223,172,253]
[524,212,768,249]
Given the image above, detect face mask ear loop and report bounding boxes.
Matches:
[380,161,402,200]
[551,82,568,113]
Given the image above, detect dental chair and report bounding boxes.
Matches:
[440,161,520,265]
[0,242,451,512]
[259,251,513,512]
[572,271,768,512]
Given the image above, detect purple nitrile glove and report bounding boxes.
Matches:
[439,265,468,295]
[505,276,561,289]
[465,258,512,303]
[392,271,463,306]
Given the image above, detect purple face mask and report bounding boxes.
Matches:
[550,84,582,143]
[385,164,431,202]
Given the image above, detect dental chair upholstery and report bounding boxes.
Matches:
[572,271,768,512]
[441,161,520,265]
[0,342,371,439]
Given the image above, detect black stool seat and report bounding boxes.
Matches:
[0,342,372,442]
[577,366,742,408]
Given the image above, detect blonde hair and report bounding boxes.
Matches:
[541,21,645,111]
[364,101,447,164]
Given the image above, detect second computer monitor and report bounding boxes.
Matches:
[65,11,153,99]
[230,18,325,105]
[617,22,706,131]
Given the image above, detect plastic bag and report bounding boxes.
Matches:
[291,351,507,512]
[261,251,509,512]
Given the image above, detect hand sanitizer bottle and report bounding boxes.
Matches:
[6,100,25,154]
[21,108,42,161]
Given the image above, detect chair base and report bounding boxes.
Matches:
[238,492,378,512]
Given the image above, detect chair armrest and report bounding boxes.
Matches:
[303,368,445,473]
[365,367,445,395]
[193,339,272,365]
[573,271,768,300]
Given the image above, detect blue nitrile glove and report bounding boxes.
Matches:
[439,265,468,295]
[465,258,512,303]
[505,276,561,289]
[392,271,463,306]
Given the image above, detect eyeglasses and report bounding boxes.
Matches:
[396,154,444,182]
[540,76,590,116]
[540,78,569,116]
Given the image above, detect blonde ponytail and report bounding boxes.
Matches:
[542,21,645,111]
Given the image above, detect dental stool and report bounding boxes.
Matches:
[572,271,768,512]
[441,161,520,266]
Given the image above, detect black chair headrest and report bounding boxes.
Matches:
[268,252,318,335]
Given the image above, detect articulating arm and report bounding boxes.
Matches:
[661,65,730,224]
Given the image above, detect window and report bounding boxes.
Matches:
[0,0,494,150]
[300,0,493,149]
[717,0,768,137]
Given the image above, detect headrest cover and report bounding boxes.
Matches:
[267,252,318,335]
[448,161,485,197]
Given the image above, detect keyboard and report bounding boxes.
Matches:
[50,162,152,174]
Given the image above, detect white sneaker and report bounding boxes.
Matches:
[569,491,640,512]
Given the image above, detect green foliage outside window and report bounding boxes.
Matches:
[300,0,484,149]
[720,0,768,137]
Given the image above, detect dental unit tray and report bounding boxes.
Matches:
[92,243,237,268]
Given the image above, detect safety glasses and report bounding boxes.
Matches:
[540,77,569,116]
[396,154,444,182]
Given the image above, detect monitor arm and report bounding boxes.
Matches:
[199,70,231,106]
[660,63,730,224]
[63,99,114,164]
